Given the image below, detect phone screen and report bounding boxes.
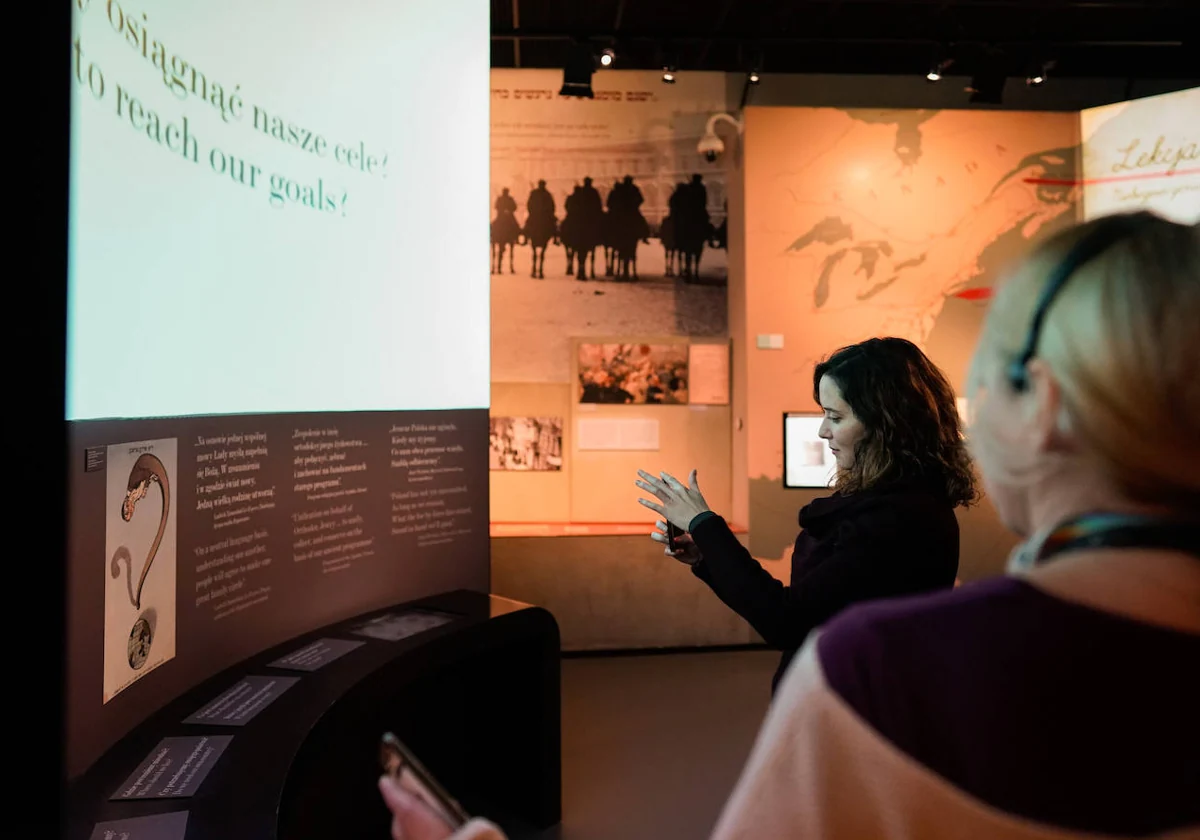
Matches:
[379,733,470,829]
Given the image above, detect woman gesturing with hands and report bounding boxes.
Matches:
[636,469,712,566]
[636,338,976,694]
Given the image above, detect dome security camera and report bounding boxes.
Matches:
[698,132,725,163]
[698,112,744,164]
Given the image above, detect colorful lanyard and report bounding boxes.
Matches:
[1034,512,1200,566]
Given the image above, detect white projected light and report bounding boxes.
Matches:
[783,413,837,489]
[68,0,489,420]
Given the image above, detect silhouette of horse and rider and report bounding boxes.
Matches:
[602,176,652,280]
[490,174,720,282]
[491,188,521,274]
[659,175,716,280]
[524,180,557,278]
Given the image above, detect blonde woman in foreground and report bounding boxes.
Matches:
[381,211,1200,839]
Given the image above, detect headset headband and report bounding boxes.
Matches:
[1007,213,1153,392]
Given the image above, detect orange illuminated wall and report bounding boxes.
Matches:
[738,107,1081,568]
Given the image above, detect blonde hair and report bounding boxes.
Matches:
[986,212,1200,512]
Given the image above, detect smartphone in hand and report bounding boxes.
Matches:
[666,521,683,552]
[379,732,471,829]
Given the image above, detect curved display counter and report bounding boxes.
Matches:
[68,591,561,839]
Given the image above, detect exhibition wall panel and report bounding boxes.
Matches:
[489,339,735,525]
[487,70,737,526]
[1079,87,1200,222]
[489,69,733,384]
[67,0,490,777]
[567,402,733,525]
[489,383,573,523]
[567,337,733,525]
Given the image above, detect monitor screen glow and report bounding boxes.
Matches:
[783,413,837,489]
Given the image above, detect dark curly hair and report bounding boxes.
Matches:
[813,337,978,508]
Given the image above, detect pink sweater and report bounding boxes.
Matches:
[449,575,1200,839]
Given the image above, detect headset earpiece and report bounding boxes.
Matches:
[1007,361,1029,392]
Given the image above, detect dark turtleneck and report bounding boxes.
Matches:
[688,479,960,693]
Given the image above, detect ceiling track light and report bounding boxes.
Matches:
[748,68,761,84]
[599,46,616,68]
[926,51,953,83]
[662,65,677,84]
[1026,59,1054,86]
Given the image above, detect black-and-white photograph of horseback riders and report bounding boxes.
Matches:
[489,416,565,471]
[578,343,690,405]
[491,69,731,383]
[492,173,726,283]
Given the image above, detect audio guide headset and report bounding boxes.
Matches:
[1006,212,1155,393]
[1000,212,1200,564]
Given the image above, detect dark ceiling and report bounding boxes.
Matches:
[491,0,1198,80]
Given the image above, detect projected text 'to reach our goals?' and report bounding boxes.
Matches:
[70,2,391,219]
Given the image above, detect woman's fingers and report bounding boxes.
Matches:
[634,478,667,499]
[634,479,674,502]
[638,498,665,514]
[636,469,662,485]
[650,530,667,544]
[660,472,688,494]
[636,470,672,497]
[379,776,453,840]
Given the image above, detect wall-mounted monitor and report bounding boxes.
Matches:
[783,413,836,490]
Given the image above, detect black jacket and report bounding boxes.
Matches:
[689,480,960,692]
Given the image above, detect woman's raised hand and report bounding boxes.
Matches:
[635,469,711,530]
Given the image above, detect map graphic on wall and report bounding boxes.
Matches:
[491,69,732,383]
[753,109,1080,378]
[578,343,689,404]
[104,438,178,703]
[489,417,564,471]
[743,107,1081,486]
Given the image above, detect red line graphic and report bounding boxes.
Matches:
[952,288,994,302]
[1024,167,1200,187]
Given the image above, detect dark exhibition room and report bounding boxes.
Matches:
[24,0,1199,837]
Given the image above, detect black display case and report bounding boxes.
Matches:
[67,591,561,839]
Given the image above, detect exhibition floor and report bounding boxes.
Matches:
[527,648,777,840]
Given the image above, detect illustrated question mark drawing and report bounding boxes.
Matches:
[110,545,135,608]
[112,452,170,670]
[119,453,171,610]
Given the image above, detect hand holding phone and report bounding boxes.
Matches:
[379,733,470,830]
[666,521,683,551]
[657,519,700,566]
